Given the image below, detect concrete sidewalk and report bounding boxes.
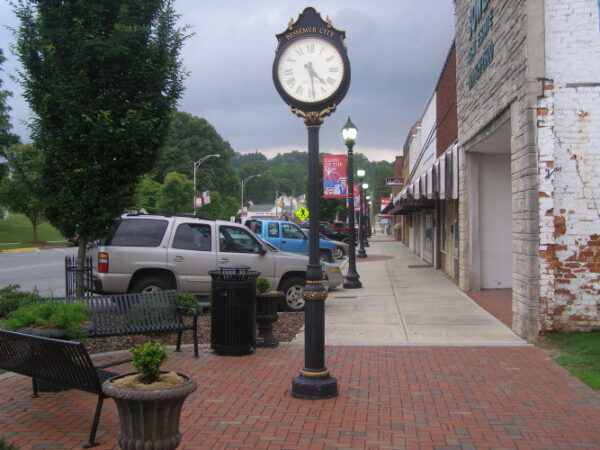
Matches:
[295,236,524,346]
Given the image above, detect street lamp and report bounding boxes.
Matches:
[356,173,368,258]
[366,195,372,242]
[362,183,370,248]
[193,154,221,210]
[241,174,261,217]
[341,117,362,289]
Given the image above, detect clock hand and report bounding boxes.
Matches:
[304,62,316,98]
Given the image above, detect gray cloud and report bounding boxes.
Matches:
[0,0,455,162]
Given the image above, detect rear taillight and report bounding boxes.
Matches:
[98,252,109,273]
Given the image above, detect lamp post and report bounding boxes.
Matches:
[193,154,221,211]
[341,117,362,289]
[362,183,370,248]
[241,174,261,218]
[365,195,371,245]
[356,172,368,258]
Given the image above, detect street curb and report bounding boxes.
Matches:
[1,247,39,253]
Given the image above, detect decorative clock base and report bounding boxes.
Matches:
[291,371,338,399]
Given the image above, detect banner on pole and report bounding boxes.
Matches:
[346,184,360,211]
[194,195,203,209]
[202,191,211,206]
[322,154,347,198]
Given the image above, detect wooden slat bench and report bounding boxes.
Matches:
[55,291,199,358]
[0,329,127,448]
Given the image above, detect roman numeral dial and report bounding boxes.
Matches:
[276,37,344,103]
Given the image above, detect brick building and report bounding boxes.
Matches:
[386,0,599,341]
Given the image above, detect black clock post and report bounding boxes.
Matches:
[272,7,351,399]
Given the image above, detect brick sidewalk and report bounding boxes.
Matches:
[1,344,599,449]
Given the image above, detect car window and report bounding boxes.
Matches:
[246,220,262,234]
[268,223,279,237]
[219,226,262,253]
[106,219,168,247]
[282,223,305,239]
[172,223,211,251]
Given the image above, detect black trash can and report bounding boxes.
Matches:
[209,264,260,355]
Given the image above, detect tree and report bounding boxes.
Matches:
[151,111,239,198]
[0,144,45,240]
[196,191,238,221]
[14,0,188,294]
[157,172,194,215]
[0,48,21,186]
[131,175,162,213]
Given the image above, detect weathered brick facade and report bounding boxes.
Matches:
[537,0,600,332]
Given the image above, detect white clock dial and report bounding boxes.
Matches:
[277,37,344,103]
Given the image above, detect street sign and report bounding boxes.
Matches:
[295,207,310,221]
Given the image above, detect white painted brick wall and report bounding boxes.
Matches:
[538,0,600,331]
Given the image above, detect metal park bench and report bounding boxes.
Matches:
[0,329,127,448]
[56,291,199,358]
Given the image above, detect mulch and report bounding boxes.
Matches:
[84,311,304,355]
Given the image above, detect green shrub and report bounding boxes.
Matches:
[256,277,271,294]
[131,341,168,384]
[0,285,38,318]
[0,438,19,449]
[393,223,402,231]
[3,301,90,340]
[176,291,201,314]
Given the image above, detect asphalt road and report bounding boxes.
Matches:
[0,247,78,297]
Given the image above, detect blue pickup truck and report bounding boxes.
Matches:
[245,219,342,262]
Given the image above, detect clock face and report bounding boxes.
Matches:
[277,37,345,104]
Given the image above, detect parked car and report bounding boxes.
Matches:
[245,219,343,262]
[300,220,351,244]
[89,214,343,311]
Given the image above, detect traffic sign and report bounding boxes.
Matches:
[295,207,310,221]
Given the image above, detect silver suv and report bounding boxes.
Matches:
[90,214,343,311]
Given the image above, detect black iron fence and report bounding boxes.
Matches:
[65,255,93,298]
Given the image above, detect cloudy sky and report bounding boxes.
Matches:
[0,1,455,162]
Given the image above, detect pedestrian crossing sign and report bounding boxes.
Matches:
[295,207,310,221]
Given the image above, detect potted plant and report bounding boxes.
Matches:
[255,277,282,348]
[102,341,197,450]
[393,222,403,241]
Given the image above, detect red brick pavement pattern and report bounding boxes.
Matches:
[1,345,599,449]
[467,289,513,328]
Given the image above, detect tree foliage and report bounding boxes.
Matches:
[151,111,239,197]
[196,191,238,221]
[157,172,194,215]
[0,144,46,240]
[0,48,21,183]
[13,0,188,244]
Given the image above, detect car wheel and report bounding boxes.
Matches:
[129,276,172,294]
[279,276,306,312]
[333,246,344,259]
[319,249,334,263]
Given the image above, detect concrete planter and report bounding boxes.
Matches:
[255,292,282,347]
[102,372,197,450]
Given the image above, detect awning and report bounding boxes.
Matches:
[388,144,459,215]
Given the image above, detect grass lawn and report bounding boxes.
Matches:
[544,330,600,391]
[0,213,68,250]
